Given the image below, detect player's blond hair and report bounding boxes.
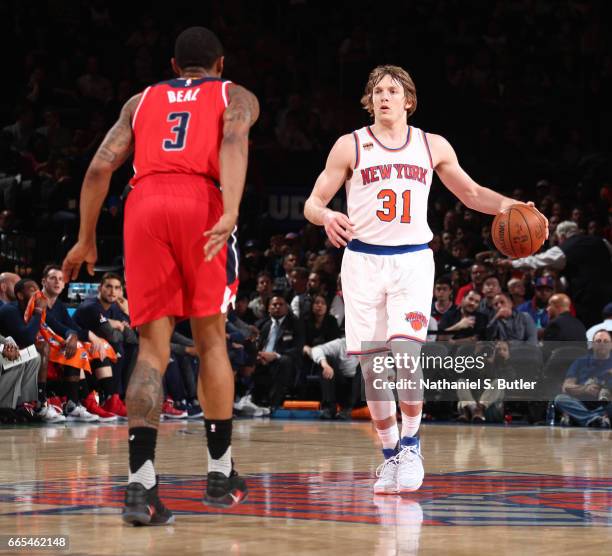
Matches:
[361,65,417,118]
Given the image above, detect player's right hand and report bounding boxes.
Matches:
[62,241,98,282]
[322,210,355,248]
[34,295,49,311]
[204,213,237,261]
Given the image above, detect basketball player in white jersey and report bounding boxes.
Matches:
[304,65,547,494]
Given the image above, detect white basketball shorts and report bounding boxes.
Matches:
[341,243,435,354]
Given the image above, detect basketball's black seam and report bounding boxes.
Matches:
[516,207,533,257]
[506,209,517,258]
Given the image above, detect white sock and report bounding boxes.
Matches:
[208,446,232,477]
[377,423,400,451]
[401,412,421,439]
[128,460,156,489]
[367,400,397,421]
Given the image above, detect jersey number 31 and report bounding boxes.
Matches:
[163,112,191,151]
[376,189,411,223]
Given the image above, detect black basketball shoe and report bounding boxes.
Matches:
[122,478,175,526]
[203,469,248,508]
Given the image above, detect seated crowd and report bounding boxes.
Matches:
[0,211,610,428]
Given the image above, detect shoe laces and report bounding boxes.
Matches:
[376,456,399,478]
[396,444,423,466]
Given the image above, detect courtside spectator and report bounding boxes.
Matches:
[585,302,612,342]
[542,294,587,343]
[234,293,257,325]
[479,275,502,322]
[289,267,311,318]
[273,253,298,295]
[455,263,487,305]
[507,278,526,308]
[303,294,341,349]
[456,341,511,423]
[252,296,305,411]
[486,293,537,344]
[517,276,555,335]
[438,290,488,342]
[0,334,41,418]
[249,272,273,321]
[554,329,612,428]
[304,338,359,420]
[0,273,20,305]
[499,221,612,327]
[431,275,453,322]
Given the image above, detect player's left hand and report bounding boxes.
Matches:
[204,213,237,261]
[62,240,98,282]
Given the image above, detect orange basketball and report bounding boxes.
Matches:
[491,204,547,258]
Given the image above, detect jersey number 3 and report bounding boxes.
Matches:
[376,189,411,223]
[163,112,191,151]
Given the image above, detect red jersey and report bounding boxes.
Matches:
[130,77,232,186]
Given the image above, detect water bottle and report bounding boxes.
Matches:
[546,401,555,426]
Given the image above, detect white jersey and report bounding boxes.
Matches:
[346,125,434,246]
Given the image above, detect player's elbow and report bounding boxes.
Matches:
[86,159,114,182]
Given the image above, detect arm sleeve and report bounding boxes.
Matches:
[311,338,342,364]
[0,306,42,347]
[47,303,89,341]
[511,246,566,270]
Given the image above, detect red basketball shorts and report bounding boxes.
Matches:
[123,174,238,327]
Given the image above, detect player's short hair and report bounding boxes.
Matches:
[100,272,123,287]
[14,278,35,298]
[555,220,579,239]
[361,65,417,118]
[434,275,452,288]
[174,27,223,71]
[41,264,61,280]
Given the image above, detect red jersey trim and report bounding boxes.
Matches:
[221,81,232,108]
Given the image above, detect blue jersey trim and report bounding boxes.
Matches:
[347,239,429,255]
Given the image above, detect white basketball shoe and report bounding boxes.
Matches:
[396,438,424,493]
[374,455,400,494]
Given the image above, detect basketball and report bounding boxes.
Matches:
[491,204,547,258]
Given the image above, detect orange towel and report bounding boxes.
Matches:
[24,291,117,372]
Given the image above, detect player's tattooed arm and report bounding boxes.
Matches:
[224,84,260,131]
[205,85,260,261]
[63,94,141,279]
[91,94,141,170]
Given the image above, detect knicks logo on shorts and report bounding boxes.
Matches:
[405,311,427,331]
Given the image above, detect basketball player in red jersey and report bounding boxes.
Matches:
[62,27,259,525]
[305,65,547,495]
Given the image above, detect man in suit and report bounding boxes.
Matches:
[252,295,304,410]
[543,294,587,343]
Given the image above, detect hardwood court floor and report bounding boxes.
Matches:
[0,419,610,555]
